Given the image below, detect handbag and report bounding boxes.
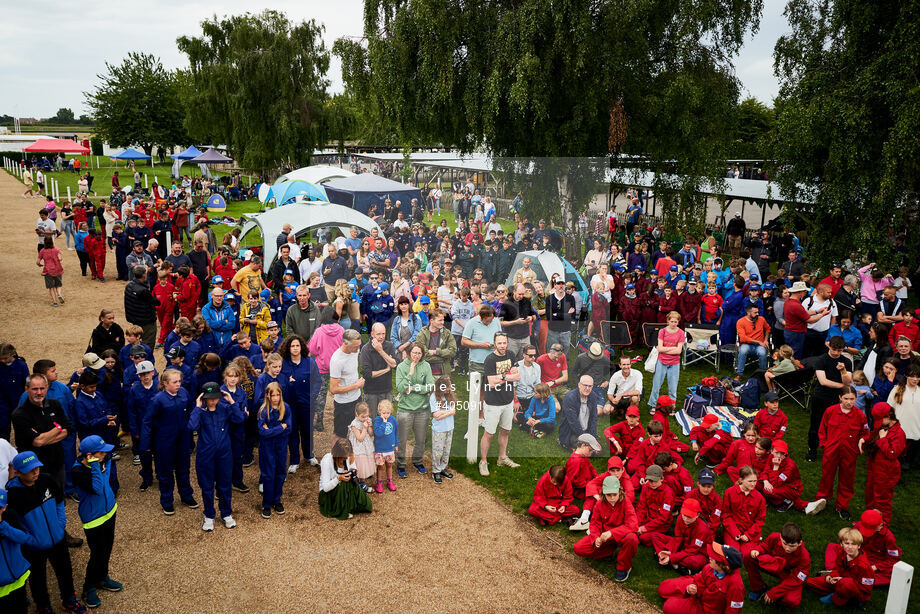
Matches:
[644,347,659,373]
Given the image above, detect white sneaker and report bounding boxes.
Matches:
[498,456,520,468]
[569,517,590,532]
[202,517,214,532]
[805,498,827,515]
[287,464,299,474]
[222,516,236,529]
[479,460,490,476]
[258,483,264,493]
[307,456,320,467]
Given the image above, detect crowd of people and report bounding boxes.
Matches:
[3,167,919,612]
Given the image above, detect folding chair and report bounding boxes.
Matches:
[771,367,815,410]
[642,323,666,348]
[682,324,721,370]
[601,320,632,348]
[723,339,774,376]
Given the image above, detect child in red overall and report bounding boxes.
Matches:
[721,465,766,557]
[636,464,675,547]
[744,522,811,607]
[690,414,722,461]
[177,266,201,321]
[753,391,788,441]
[715,422,758,481]
[687,468,723,534]
[805,387,868,521]
[657,286,679,324]
[854,509,900,587]
[618,285,642,349]
[757,440,807,512]
[627,420,682,489]
[805,527,874,607]
[528,465,579,526]
[659,542,746,614]
[604,404,645,457]
[153,270,177,345]
[571,456,634,532]
[572,475,638,582]
[657,451,693,506]
[653,498,712,574]
[859,402,906,523]
[85,227,106,281]
[564,434,600,499]
[652,395,690,453]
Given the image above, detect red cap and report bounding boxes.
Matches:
[607,456,624,470]
[772,440,789,455]
[871,402,892,421]
[701,414,719,427]
[656,395,675,407]
[681,498,701,517]
[858,509,883,537]
[625,405,640,417]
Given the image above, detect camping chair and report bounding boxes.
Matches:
[722,338,774,376]
[682,324,721,370]
[771,366,815,410]
[642,323,666,348]
[600,320,632,348]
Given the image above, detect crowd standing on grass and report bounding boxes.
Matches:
[2,167,918,612]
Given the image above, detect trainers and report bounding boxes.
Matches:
[433,472,443,484]
[223,516,237,529]
[498,456,520,468]
[776,500,793,513]
[63,593,88,613]
[837,508,852,521]
[242,458,255,468]
[82,588,101,609]
[132,455,140,465]
[182,498,199,509]
[819,594,835,605]
[375,481,384,493]
[57,295,65,304]
[258,483,263,493]
[413,463,428,474]
[287,464,299,474]
[747,589,767,602]
[479,460,490,476]
[307,456,320,467]
[162,505,175,515]
[99,577,123,592]
[51,302,58,307]
[441,469,454,479]
[261,507,271,519]
[232,482,250,493]
[139,481,151,492]
[569,517,590,532]
[614,568,631,582]
[535,430,546,439]
[111,453,121,460]
[66,531,84,548]
[396,467,407,479]
[273,503,285,515]
[387,479,396,492]
[805,498,826,515]
[202,517,214,532]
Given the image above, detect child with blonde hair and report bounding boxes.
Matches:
[258,382,290,518]
[348,402,376,493]
[372,399,398,493]
[430,375,457,484]
[764,344,799,391]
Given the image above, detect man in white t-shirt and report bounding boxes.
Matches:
[604,356,644,421]
[328,330,364,442]
[0,437,18,488]
[392,211,409,231]
[513,344,542,416]
[35,209,59,252]
[804,282,839,358]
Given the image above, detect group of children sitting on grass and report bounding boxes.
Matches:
[529,392,904,611]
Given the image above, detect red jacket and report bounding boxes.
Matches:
[618,295,642,323]
[689,424,718,447]
[586,470,635,504]
[754,532,811,595]
[684,565,746,614]
[758,456,803,498]
[628,438,683,472]
[677,291,702,324]
[587,496,638,542]
[862,421,907,475]
[178,274,201,308]
[152,281,176,313]
[698,429,732,460]
[721,485,766,543]
[532,471,574,509]
[84,234,105,257]
[688,488,723,533]
[822,543,875,602]
[888,320,920,351]
[753,408,788,441]
[565,452,598,495]
[663,465,693,503]
[664,517,713,565]
[657,294,679,323]
[715,438,756,475]
[819,405,868,454]
[637,483,674,533]
[856,525,900,577]
[604,421,646,455]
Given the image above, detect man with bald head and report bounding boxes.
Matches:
[558,374,605,450]
[359,322,398,417]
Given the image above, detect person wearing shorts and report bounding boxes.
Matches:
[479,332,521,476]
[328,330,364,441]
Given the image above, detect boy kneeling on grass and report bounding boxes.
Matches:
[652,498,712,575]
[528,465,579,526]
[744,522,810,608]
[572,476,638,582]
[658,542,746,614]
[805,527,874,607]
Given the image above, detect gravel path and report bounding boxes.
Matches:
[0,170,659,613]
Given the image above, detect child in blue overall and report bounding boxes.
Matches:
[0,486,41,613]
[220,364,250,494]
[258,382,292,518]
[125,361,157,491]
[188,382,246,531]
[73,371,119,493]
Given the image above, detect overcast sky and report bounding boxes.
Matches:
[1,0,788,119]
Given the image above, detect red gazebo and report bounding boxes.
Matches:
[23,138,90,154]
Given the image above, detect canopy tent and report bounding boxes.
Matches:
[109,148,151,160]
[170,145,209,179]
[276,165,356,185]
[190,148,233,164]
[240,202,384,272]
[504,250,590,306]
[323,174,419,217]
[262,180,328,205]
[170,145,205,160]
[23,138,89,154]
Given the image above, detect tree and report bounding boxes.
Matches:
[177,10,331,172]
[771,0,920,268]
[84,52,186,159]
[731,97,774,159]
[336,0,762,240]
[52,108,75,124]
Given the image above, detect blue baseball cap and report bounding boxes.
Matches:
[625,283,635,290]
[750,273,759,280]
[634,265,644,271]
[378,282,389,291]
[0,488,6,507]
[211,275,223,285]
[749,284,761,291]
[12,451,43,473]
[225,292,236,300]
[697,468,715,485]
[612,263,624,272]
[669,265,678,272]
[650,269,658,274]
[763,282,775,290]
[420,295,431,304]
[79,435,115,454]
[260,289,271,300]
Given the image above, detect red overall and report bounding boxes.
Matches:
[627,438,682,488]
[584,470,635,511]
[663,464,694,506]
[565,451,599,500]
[753,408,788,441]
[604,421,645,456]
[743,532,811,608]
[637,483,675,546]
[85,234,106,279]
[857,524,900,587]
[659,566,745,614]
[758,456,807,510]
[688,489,723,534]
[178,274,201,320]
[572,497,638,571]
[652,516,712,572]
[862,421,906,523]
[721,485,765,557]
[805,543,874,606]
[152,281,176,344]
[653,408,690,453]
[528,471,579,525]
[696,429,732,465]
[815,404,868,511]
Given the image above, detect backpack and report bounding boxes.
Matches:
[695,384,725,406]
[738,378,761,410]
[682,394,708,420]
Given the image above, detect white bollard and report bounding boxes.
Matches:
[886,561,913,614]
[144,174,148,188]
[466,371,481,463]
[67,186,71,202]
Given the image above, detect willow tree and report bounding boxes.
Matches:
[335,0,762,237]
[177,10,330,172]
[771,0,920,268]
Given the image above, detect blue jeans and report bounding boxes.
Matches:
[736,343,768,374]
[784,330,805,359]
[648,361,680,407]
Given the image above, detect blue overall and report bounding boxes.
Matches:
[258,406,291,508]
[220,385,248,487]
[719,290,746,346]
[141,389,194,508]
[188,400,245,519]
[74,391,119,492]
[280,357,321,465]
[125,381,157,484]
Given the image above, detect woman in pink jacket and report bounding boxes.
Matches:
[858,262,894,322]
[306,310,344,432]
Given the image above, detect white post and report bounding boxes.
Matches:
[95,156,99,169]
[67,186,71,202]
[885,562,914,614]
[466,372,481,464]
[144,174,148,188]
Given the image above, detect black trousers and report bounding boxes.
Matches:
[84,515,116,591]
[25,539,75,609]
[0,585,28,614]
[76,249,90,275]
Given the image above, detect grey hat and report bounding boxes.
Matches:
[135,360,155,375]
[645,464,664,482]
[602,475,621,495]
[577,433,602,452]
